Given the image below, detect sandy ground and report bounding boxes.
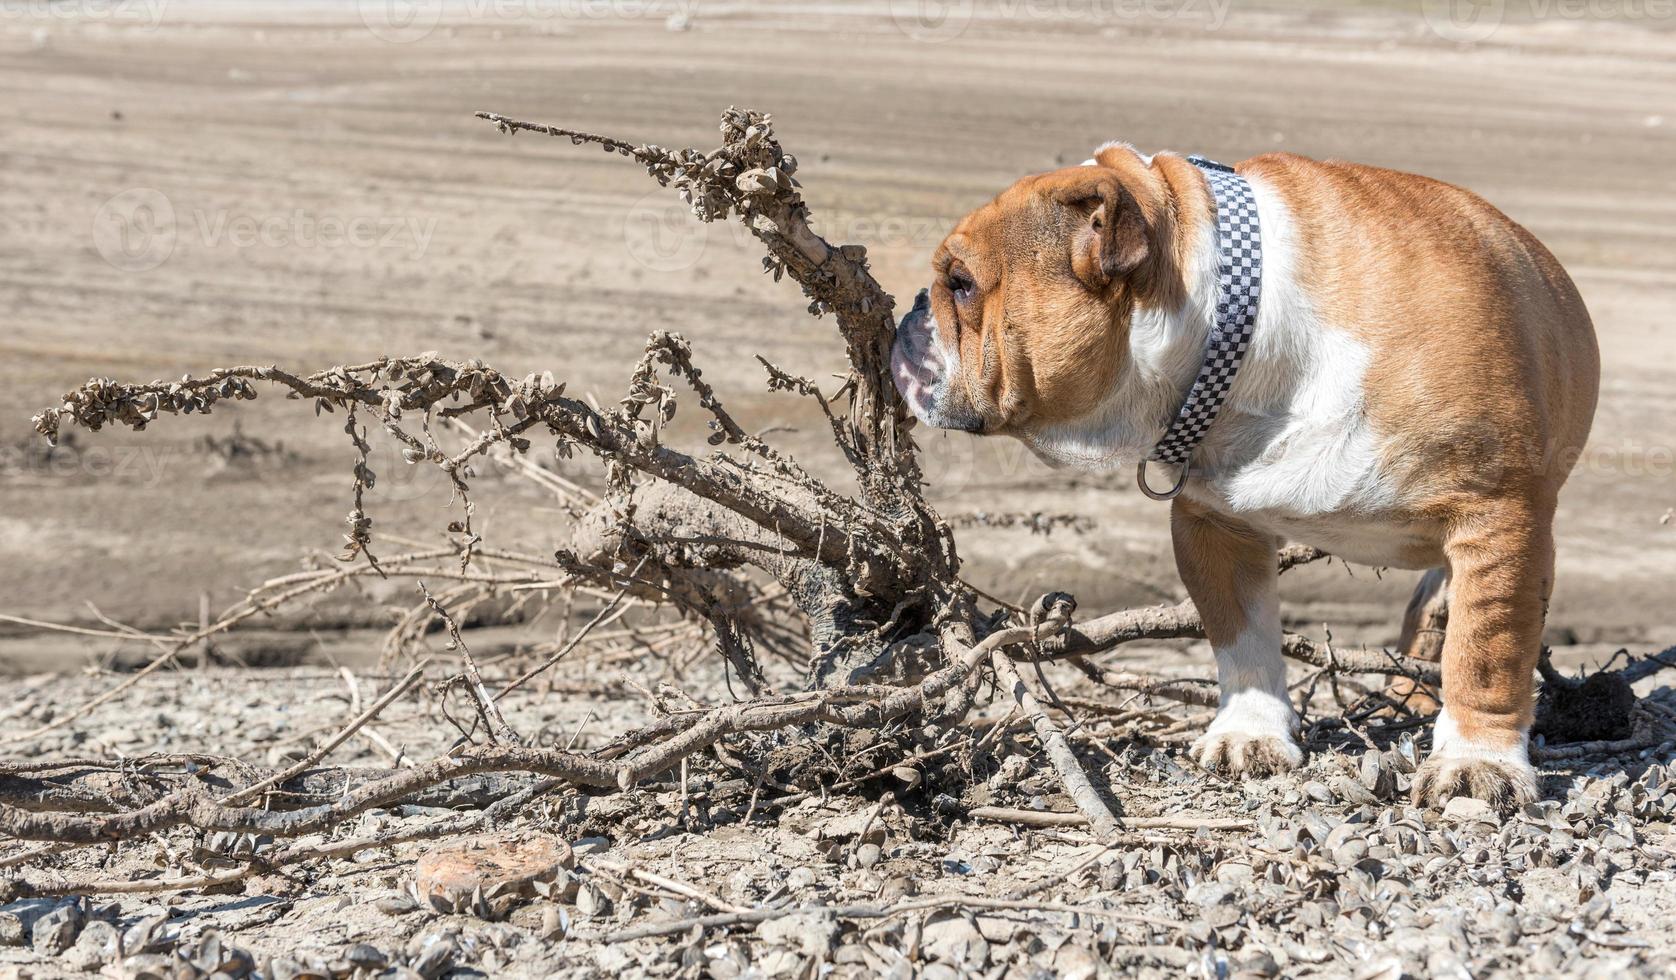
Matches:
[1,0,1673,662]
[1,1,1676,977]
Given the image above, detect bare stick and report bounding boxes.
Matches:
[496,566,641,701]
[13,777,560,898]
[222,663,426,807]
[421,582,520,745]
[603,894,1186,944]
[991,648,1122,840]
[968,806,1254,832]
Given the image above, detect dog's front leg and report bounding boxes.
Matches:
[1172,497,1304,777]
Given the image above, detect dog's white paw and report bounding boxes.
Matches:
[1192,688,1303,778]
[1191,729,1304,778]
[1412,755,1537,812]
[1413,707,1538,812]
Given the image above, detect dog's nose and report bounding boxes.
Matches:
[897,288,931,337]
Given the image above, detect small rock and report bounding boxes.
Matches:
[594,944,633,971]
[1441,797,1495,824]
[375,893,421,916]
[413,833,572,917]
[1333,776,1380,806]
[410,932,456,979]
[541,904,570,940]
[1186,881,1234,907]
[855,843,882,868]
[758,910,838,957]
[1240,949,1283,977]
[575,882,612,917]
[819,807,888,843]
[64,919,118,972]
[122,914,172,955]
[921,912,989,969]
[0,899,61,946]
[344,943,387,970]
[32,902,85,956]
[784,866,817,890]
[1215,861,1255,886]
[571,836,611,857]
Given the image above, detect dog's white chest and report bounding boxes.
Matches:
[1184,333,1440,569]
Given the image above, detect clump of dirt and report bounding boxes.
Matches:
[1538,654,1639,743]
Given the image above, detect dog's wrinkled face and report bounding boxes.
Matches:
[890,166,1154,441]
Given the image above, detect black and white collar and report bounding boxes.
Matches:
[1137,155,1264,501]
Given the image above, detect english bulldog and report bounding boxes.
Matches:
[890,142,1599,809]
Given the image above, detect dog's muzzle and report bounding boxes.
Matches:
[890,290,981,433]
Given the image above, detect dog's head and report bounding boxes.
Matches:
[891,153,1171,446]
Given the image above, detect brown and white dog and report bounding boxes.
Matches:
[891,143,1599,809]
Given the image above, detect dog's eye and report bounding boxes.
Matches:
[946,270,975,301]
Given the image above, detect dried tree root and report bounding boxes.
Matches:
[0,617,1059,845]
[0,762,545,815]
[8,778,561,900]
[1043,598,1445,687]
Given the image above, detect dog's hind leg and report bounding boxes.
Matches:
[1172,496,1303,778]
[1388,567,1449,713]
[1412,503,1550,810]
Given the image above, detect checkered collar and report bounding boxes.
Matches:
[1137,155,1264,501]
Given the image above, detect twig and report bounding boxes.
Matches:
[967,806,1254,832]
[421,582,520,746]
[496,565,642,701]
[222,663,426,807]
[587,860,746,914]
[991,648,1121,840]
[12,778,561,898]
[603,894,1186,944]
[846,791,894,865]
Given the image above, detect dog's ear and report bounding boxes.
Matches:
[1053,174,1148,290]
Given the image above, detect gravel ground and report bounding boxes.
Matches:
[4,652,1676,979]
